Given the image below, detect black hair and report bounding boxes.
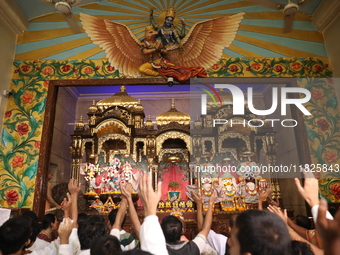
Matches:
[119,249,153,255]
[295,215,312,230]
[108,208,126,228]
[78,215,107,250]
[78,212,88,225]
[0,216,32,255]
[21,212,41,244]
[235,210,291,255]
[229,214,237,229]
[41,213,56,230]
[161,215,182,244]
[291,240,314,255]
[90,235,122,255]
[22,211,39,223]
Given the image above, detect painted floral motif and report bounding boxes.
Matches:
[12,156,24,168]
[330,184,340,199]
[22,93,34,104]
[316,119,330,131]
[325,150,337,163]
[5,190,19,205]
[17,123,29,136]
[299,78,340,202]
[5,111,12,118]
[207,58,332,77]
[0,59,124,208]
[311,90,323,100]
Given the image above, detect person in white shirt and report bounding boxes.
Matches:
[138,173,169,255]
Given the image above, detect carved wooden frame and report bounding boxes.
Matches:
[33,77,311,219]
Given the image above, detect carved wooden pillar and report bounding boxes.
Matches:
[263,133,281,199]
[70,136,83,183]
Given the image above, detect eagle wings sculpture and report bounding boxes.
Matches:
[80,12,245,78]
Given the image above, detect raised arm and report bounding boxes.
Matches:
[268,205,323,255]
[199,189,218,238]
[316,199,340,255]
[138,173,168,255]
[286,217,308,240]
[112,198,128,230]
[68,179,81,228]
[294,168,333,223]
[121,182,140,239]
[257,189,270,210]
[62,193,72,219]
[191,191,203,231]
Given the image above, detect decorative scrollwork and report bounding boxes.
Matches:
[156,131,191,155]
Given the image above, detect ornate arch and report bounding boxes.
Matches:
[96,119,130,136]
[218,133,251,154]
[98,133,131,157]
[133,138,147,162]
[156,131,191,155]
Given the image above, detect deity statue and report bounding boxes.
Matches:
[120,162,138,192]
[149,7,186,48]
[80,11,244,80]
[221,178,236,199]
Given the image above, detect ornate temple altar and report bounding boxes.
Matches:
[70,85,281,216]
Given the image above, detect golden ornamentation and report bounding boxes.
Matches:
[80,138,94,156]
[96,119,131,136]
[156,99,190,128]
[166,6,176,18]
[75,115,85,131]
[144,115,154,130]
[156,131,191,155]
[166,155,182,163]
[97,86,139,108]
[159,148,189,163]
[98,134,130,157]
[133,138,147,161]
[218,133,250,154]
[145,24,154,31]
[88,100,98,113]
[201,137,215,155]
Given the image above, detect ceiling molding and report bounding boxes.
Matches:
[0,0,28,34]
[313,0,340,32]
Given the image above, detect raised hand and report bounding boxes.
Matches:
[258,189,270,202]
[268,205,287,225]
[294,167,319,207]
[68,179,81,195]
[209,188,218,204]
[138,173,162,217]
[58,217,73,244]
[121,181,133,200]
[316,199,340,255]
[191,191,202,206]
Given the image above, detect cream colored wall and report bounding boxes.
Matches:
[323,13,340,102]
[262,87,307,216]
[313,0,340,104]
[49,87,78,186]
[0,0,28,130]
[0,17,17,130]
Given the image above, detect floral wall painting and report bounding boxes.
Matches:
[0,59,338,209]
[298,78,340,203]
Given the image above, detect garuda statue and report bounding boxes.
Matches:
[80,8,244,82]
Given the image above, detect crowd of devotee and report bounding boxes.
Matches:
[0,170,339,255]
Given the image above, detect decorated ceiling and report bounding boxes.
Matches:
[15,0,327,62]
